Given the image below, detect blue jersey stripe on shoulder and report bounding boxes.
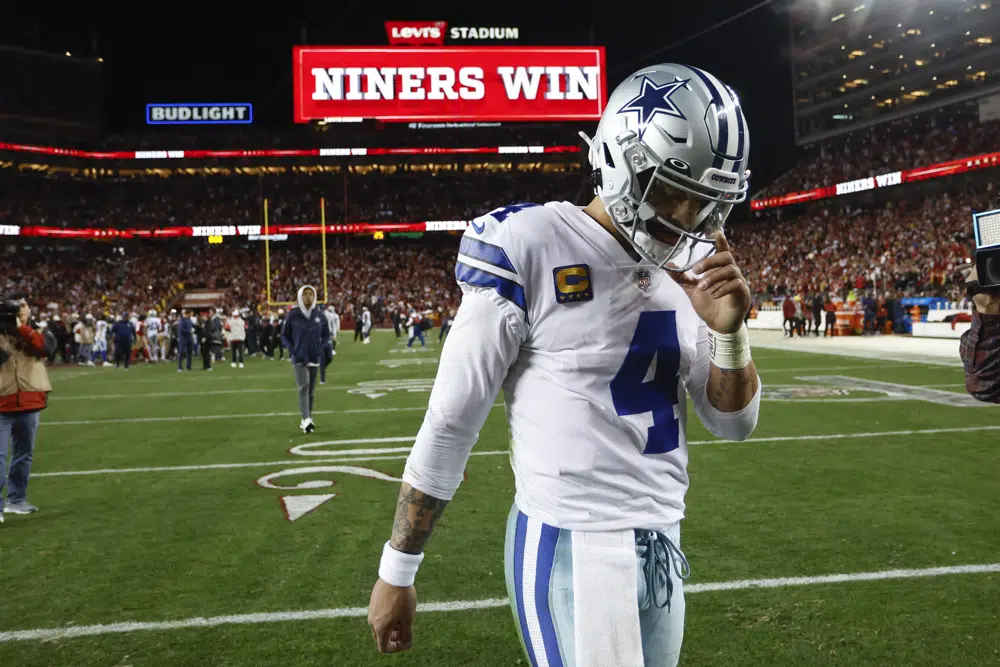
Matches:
[459,236,518,275]
[456,261,527,313]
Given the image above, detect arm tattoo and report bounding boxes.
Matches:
[707,369,730,408]
[707,364,758,412]
[389,482,450,554]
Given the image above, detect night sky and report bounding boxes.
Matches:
[7,0,796,187]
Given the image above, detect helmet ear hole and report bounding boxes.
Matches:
[602,142,615,168]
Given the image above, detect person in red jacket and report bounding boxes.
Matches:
[0,294,55,521]
[782,297,797,337]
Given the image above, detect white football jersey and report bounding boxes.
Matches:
[403,201,761,534]
[324,310,340,340]
[147,316,162,335]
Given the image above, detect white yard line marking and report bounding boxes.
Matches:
[31,424,1000,479]
[30,452,456,478]
[2,563,997,643]
[41,403,501,427]
[758,363,961,374]
[57,385,369,401]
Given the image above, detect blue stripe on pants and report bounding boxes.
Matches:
[535,523,564,667]
[510,509,565,667]
[513,512,539,667]
[505,505,687,666]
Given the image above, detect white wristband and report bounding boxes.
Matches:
[709,324,752,370]
[378,541,425,587]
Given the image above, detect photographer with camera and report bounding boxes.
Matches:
[0,293,55,521]
[961,265,1000,403]
[961,209,1000,403]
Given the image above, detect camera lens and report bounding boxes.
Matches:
[985,254,1000,286]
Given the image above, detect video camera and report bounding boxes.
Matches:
[0,298,21,333]
[971,209,1000,294]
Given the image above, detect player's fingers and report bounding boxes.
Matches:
[395,624,414,652]
[715,230,731,254]
[692,249,733,274]
[666,265,699,290]
[668,271,698,292]
[698,265,742,291]
[692,251,734,275]
[710,279,750,300]
[372,623,394,653]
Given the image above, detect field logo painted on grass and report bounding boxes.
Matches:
[347,379,436,399]
[795,376,995,408]
[763,387,853,400]
[256,448,406,522]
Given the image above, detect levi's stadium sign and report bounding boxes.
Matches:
[384,21,519,45]
[293,46,606,123]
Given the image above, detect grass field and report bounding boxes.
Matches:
[2,331,998,667]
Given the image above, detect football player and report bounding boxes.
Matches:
[361,306,373,344]
[146,309,162,362]
[368,64,760,667]
[93,315,109,366]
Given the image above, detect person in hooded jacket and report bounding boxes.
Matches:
[281,286,331,434]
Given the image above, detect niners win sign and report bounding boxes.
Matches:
[293,47,606,123]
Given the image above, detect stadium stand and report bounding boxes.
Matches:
[756,102,1000,198]
[733,186,997,304]
[0,168,584,230]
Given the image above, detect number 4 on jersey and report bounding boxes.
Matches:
[470,202,538,233]
[610,311,681,455]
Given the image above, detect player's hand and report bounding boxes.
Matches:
[668,231,751,334]
[368,578,417,653]
[966,265,1000,315]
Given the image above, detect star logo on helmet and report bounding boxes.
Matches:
[617,76,691,126]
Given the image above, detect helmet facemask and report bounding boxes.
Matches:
[604,139,746,272]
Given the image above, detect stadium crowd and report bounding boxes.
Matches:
[6,178,990,337]
[1,240,463,334]
[756,102,999,198]
[731,186,995,303]
[0,169,585,230]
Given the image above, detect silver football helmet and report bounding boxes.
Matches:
[580,63,750,271]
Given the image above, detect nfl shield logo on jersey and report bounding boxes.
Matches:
[635,269,652,291]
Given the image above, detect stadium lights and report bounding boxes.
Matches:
[854,4,866,12]
[831,13,846,22]
[65,51,71,56]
